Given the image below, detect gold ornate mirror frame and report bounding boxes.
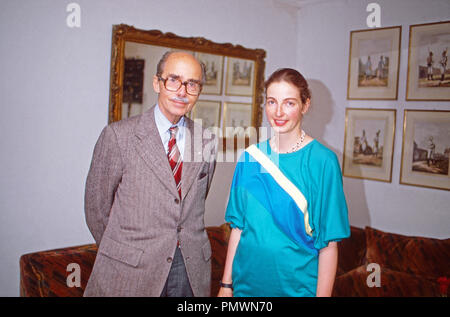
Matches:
[108,24,266,150]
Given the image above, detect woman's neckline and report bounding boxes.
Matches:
[267,138,316,155]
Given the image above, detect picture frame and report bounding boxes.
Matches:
[406,21,450,101]
[347,26,401,100]
[222,102,253,138]
[188,100,221,132]
[225,57,255,96]
[400,110,450,191]
[195,52,224,95]
[342,108,396,182]
[108,25,266,152]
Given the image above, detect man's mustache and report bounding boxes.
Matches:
[171,97,189,103]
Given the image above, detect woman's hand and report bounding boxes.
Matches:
[217,286,233,297]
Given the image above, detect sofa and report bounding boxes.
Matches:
[20,224,449,297]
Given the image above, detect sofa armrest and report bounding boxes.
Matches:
[20,244,97,297]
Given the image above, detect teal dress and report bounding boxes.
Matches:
[225,139,350,297]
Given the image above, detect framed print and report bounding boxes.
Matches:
[347,26,401,100]
[189,100,221,132]
[225,57,255,96]
[222,102,253,138]
[406,21,450,101]
[342,108,396,182]
[195,52,224,95]
[400,110,450,191]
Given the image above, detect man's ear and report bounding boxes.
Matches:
[153,75,160,93]
[301,98,311,114]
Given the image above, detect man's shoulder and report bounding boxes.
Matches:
[99,113,145,148]
[109,113,141,131]
[108,107,156,138]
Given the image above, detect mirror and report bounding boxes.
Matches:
[108,24,266,150]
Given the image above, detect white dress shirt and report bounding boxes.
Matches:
[154,104,186,159]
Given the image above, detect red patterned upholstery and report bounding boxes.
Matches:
[333,226,450,297]
[336,226,366,276]
[20,244,97,297]
[206,223,231,296]
[365,227,450,279]
[333,265,442,297]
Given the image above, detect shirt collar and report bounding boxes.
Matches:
[155,104,186,130]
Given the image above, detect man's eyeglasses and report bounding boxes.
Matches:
[157,75,202,96]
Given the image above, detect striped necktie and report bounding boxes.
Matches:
[168,126,182,199]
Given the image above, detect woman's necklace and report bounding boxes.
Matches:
[271,130,306,153]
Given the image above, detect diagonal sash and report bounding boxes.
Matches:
[246,144,313,237]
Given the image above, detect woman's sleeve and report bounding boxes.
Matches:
[224,154,248,230]
[311,152,350,250]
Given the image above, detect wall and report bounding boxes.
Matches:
[0,0,298,296]
[296,0,450,238]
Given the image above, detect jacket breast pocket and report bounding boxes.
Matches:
[99,236,144,268]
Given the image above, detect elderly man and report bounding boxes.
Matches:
[84,51,217,297]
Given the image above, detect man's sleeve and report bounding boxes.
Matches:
[84,125,123,245]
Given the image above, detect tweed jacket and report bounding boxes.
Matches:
[83,106,217,297]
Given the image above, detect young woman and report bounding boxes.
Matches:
[218,68,350,297]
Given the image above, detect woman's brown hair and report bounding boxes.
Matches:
[264,68,311,104]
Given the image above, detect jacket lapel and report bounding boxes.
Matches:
[181,117,203,201]
[133,106,179,198]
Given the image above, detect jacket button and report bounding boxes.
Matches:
[174,198,180,204]
[177,226,182,232]
[167,257,172,263]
